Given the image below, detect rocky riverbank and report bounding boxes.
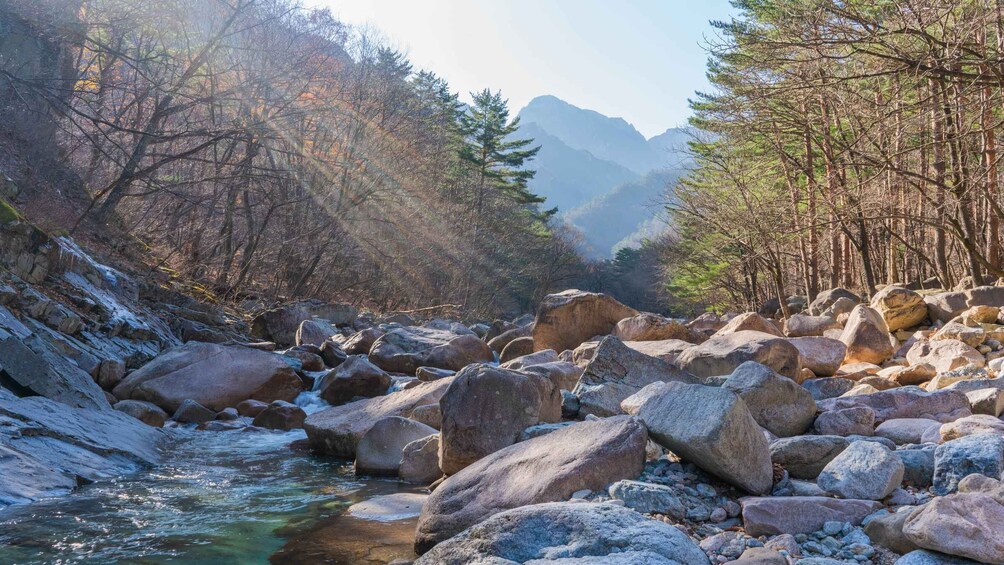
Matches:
[3,213,1004,563]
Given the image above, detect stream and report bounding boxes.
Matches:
[0,395,421,564]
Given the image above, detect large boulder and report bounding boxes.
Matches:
[251,400,306,430]
[809,288,862,315]
[875,418,942,445]
[769,435,849,479]
[487,324,531,355]
[613,313,704,343]
[294,319,338,348]
[0,334,109,410]
[903,492,1004,564]
[415,502,709,564]
[112,399,167,427]
[438,364,560,475]
[906,339,985,374]
[354,416,437,475]
[713,312,783,337]
[498,336,534,364]
[518,361,583,392]
[818,387,972,425]
[400,434,441,484]
[572,336,699,417]
[635,381,773,494]
[784,314,841,338]
[933,433,1004,495]
[315,355,391,405]
[368,326,492,374]
[251,299,357,346]
[740,496,882,537]
[414,416,647,553]
[112,342,302,413]
[341,327,384,355]
[871,286,928,331]
[789,337,846,377]
[839,305,896,365]
[721,361,816,437]
[817,441,904,500]
[676,330,801,380]
[531,290,638,353]
[939,414,1004,442]
[304,377,454,457]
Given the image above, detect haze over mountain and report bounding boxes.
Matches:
[516,95,692,259]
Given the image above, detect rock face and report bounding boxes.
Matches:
[251,299,357,346]
[817,441,904,500]
[903,492,1004,564]
[840,305,896,364]
[112,342,302,412]
[721,361,816,437]
[933,433,1004,495]
[251,400,306,430]
[0,391,162,509]
[0,334,110,410]
[415,502,709,564]
[304,377,454,457]
[572,336,699,417]
[789,337,847,377]
[368,326,493,374]
[315,355,391,405]
[676,330,802,380]
[818,388,972,425]
[741,496,882,537]
[871,286,928,331]
[354,416,437,475]
[531,289,638,353]
[438,364,560,475]
[414,416,647,553]
[613,313,704,343]
[635,381,773,494]
[769,435,849,479]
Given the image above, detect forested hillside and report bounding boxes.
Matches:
[3,0,586,318]
[667,0,1004,313]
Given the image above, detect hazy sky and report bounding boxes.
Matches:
[307,0,736,138]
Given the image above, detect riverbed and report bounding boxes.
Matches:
[0,423,420,564]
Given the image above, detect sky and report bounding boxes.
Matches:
[306,0,737,138]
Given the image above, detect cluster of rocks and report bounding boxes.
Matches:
[4,211,1004,565]
[297,287,1004,564]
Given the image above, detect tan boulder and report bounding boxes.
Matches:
[870,286,928,331]
[531,290,638,353]
[839,305,896,365]
[612,313,704,343]
[714,312,783,337]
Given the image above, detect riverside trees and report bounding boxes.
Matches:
[667,0,1004,313]
[44,0,580,317]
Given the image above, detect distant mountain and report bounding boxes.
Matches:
[519,95,660,174]
[564,169,681,258]
[518,122,639,213]
[516,95,692,259]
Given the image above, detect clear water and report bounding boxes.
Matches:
[0,424,420,564]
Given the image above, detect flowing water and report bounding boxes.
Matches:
[0,403,421,564]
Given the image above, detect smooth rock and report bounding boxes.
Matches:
[413,416,647,553]
[400,434,441,484]
[677,330,802,381]
[347,492,428,522]
[636,381,773,494]
[613,313,704,343]
[438,363,560,474]
[906,339,985,374]
[871,286,928,331]
[355,416,437,475]
[113,399,167,427]
[722,361,816,437]
[769,435,849,479]
[740,496,882,537]
[304,377,454,457]
[817,441,904,500]
[785,314,841,338]
[818,387,972,424]
[573,336,698,417]
[789,337,847,377]
[316,355,391,405]
[840,305,896,365]
[113,342,302,412]
[415,501,709,563]
[815,406,875,436]
[875,418,942,445]
[369,326,492,374]
[903,492,1004,564]
[714,312,784,337]
[251,400,306,430]
[172,399,215,424]
[531,289,638,353]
